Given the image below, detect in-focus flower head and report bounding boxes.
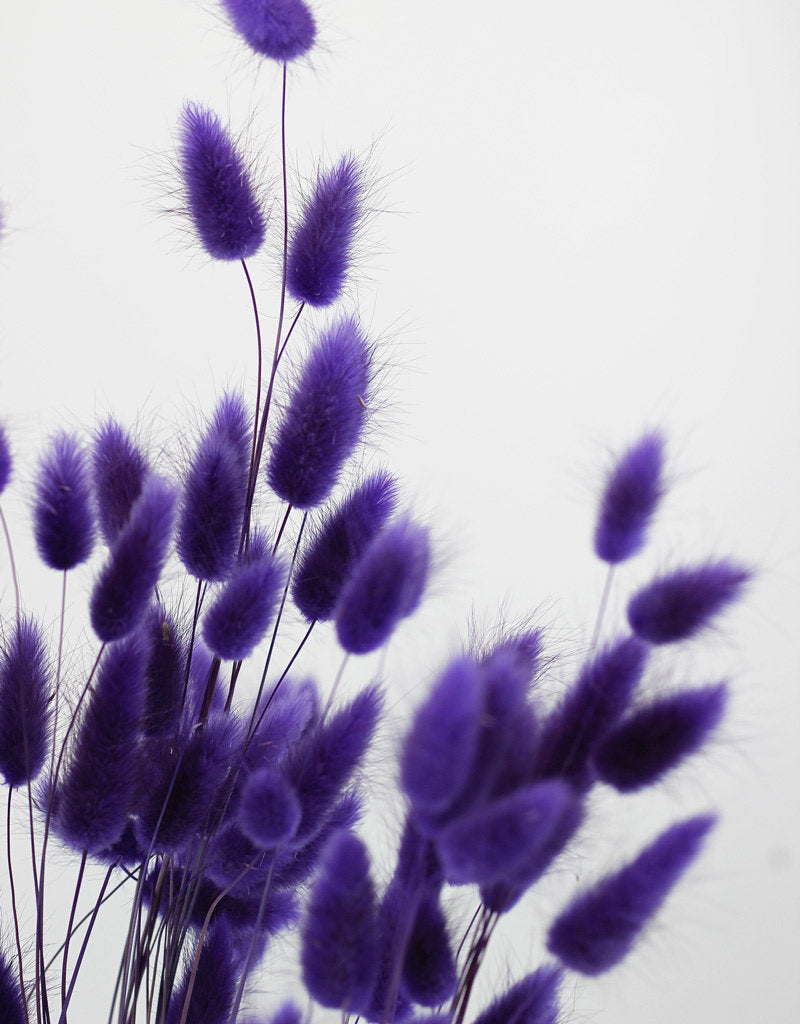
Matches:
[92,418,149,546]
[287,154,365,308]
[594,432,665,564]
[0,616,52,789]
[221,0,316,62]
[202,551,286,660]
[33,431,95,571]
[177,102,266,260]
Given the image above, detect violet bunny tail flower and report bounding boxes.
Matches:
[33,431,95,570]
[239,766,302,849]
[0,424,11,495]
[54,636,146,854]
[268,316,372,509]
[166,918,237,1024]
[90,474,177,642]
[202,552,286,661]
[293,470,398,622]
[287,155,365,307]
[594,432,665,564]
[401,656,483,816]
[335,519,430,655]
[471,965,563,1024]
[434,781,576,887]
[535,636,648,789]
[594,682,728,792]
[401,893,457,1006]
[301,829,379,1013]
[141,603,186,736]
[0,616,52,789]
[627,560,751,644]
[177,392,251,582]
[177,102,266,261]
[0,944,26,1024]
[547,813,716,975]
[221,0,316,61]
[92,419,148,545]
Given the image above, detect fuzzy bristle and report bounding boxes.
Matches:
[92,419,149,545]
[221,0,316,61]
[0,616,52,789]
[33,432,95,570]
[594,433,665,564]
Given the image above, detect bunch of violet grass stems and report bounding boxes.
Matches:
[0,3,752,1024]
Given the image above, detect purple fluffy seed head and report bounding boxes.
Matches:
[33,431,95,570]
[594,682,728,792]
[301,829,378,1013]
[401,893,456,1006]
[535,636,647,789]
[335,519,430,655]
[627,560,751,644]
[141,603,186,736]
[221,0,316,61]
[0,616,52,789]
[202,552,286,660]
[401,656,482,816]
[287,155,365,307]
[92,419,148,545]
[90,474,177,642]
[177,393,251,581]
[547,813,715,975]
[177,102,266,261]
[434,780,576,887]
[54,636,146,854]
[268,317,372,509]
[0,943,26,1024]
[239,766,301,848]
[166,918,237,1024]
[471,965,563,1024]
[293,470,398,622]
[0,424,11,495]
[594,432,665,564]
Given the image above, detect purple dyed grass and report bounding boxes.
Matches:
[238,766,301,848]
[178,102,266,261]
[471,965,562,1024]
[33,432,95,571]
[202,552,286,660]
[268,316,372,509]
[401,893,456,1006]
[0,425,11,495]
[221,0,316,62]
[0,944,25,1024]
[287,155,364,307]
[547,814,715,975]
[628,561,750,644]
[92,419,149,545]
[0,616,52,789]
[594,432,665,564]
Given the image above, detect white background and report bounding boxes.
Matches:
[1,1,799,1022]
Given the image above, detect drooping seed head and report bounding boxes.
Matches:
[0,616,52,789]
[33,432,95,570]
[335,519,430,655]
[627,561,750,644]
[267,316,372,509]
[221,0,316,62]
[287,155,365,307]
[92,419,149,545]
[547,814,716,975]
[177,102,266,261]
[594,432,665,564]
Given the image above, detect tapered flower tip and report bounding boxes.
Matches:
[221,0,316,61]
[90,474,177,642]
[239,766,302,848]
[166,918,237,1024]
[547,813,715,975]
[287,154,364,308]
[594,432,665,564]
[335,519,430,655]
[401,656,482,815]
[594,682,728,792]
[203,552,286,660]
[177,102,266,260]
[0,616,52,789]
[92,419,148,545]
[293,470,398,622]
[627,561,750,644]
[301,829,378,1012]
[471,965,562,1024]
[482,628,544,685]
[33,431,95,570]
[401,895,456,1006]
[434,780,576,886]
[268,316,372,509]
[0,424,11,495]
[141,603,186,736]
[0,945,26,1024]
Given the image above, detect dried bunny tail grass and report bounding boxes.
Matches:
[33,431,95,571]
[221,0,316,62]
